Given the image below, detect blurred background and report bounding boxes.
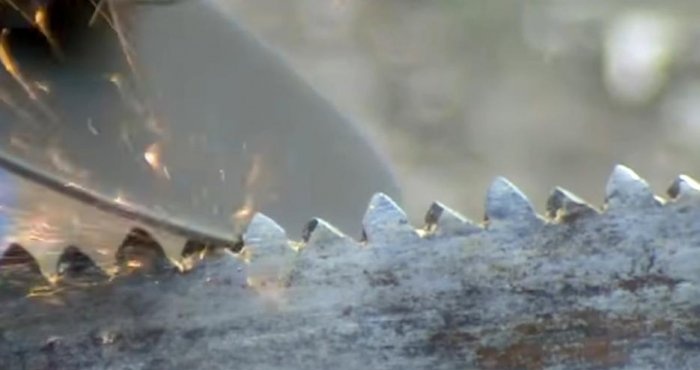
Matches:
[214,0,700,222]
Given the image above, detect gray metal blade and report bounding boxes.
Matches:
[0,0,400,242]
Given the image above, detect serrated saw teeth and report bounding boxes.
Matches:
[668,175,700,203]
[485,177,543,229]
[605,164,663,210]
[424,201,481,237]
[546,187,598,222]
[361,192,419,244]
[0,164,698,300]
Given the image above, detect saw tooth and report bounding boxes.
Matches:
[187,248,247,289]
[179,237,243,271]
[145,229,188,267]
[668,175,700,202]
[115,227,176,276]
[0,243,49,298]
[361,193,419,245]
[546,187,598,222]
[424,201,481,237]
[301,218,353,257]
[485,177,543,229]
[180,239,209,271]
[605,165,662,210]
[56,246,108,284]
[181,239,210,259]
[243,213,288,247]
[241,213,295,289]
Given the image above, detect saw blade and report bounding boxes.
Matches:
[0,165,699,369]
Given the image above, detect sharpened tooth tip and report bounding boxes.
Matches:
[485,177,541,226]
[605,165,661,209]
[0,243,42,271]
[243,213,287,246]
[56,246,108,282]
[546,187,597,221]
[115,228,175,275]
[302,218,345,244]
[362,193,418,244]
[425,202,480,236]
[0,244,49,296]
[301,218,352,256]
[668,175,700,201]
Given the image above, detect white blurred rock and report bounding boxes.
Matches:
[603,11,682,105]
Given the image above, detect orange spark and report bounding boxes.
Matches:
[0,28,38,100]
[34,6,63,60]
[143,142,171,179]
[232,155,264,233]
[144,142,161,169]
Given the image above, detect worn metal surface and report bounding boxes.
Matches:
[1,165,699,369]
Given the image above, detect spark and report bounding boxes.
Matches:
[34,6,64,60]
[33,81,50,93]
[126,260,143,268]
[144,142,161,169]
[107,73,144,114]
[245,155,262,188]
[63,182,88,192]
[113,192,129,206]
[162,165,171,180]
[232,155,264,233]
[106,0,142,83]
[0,28,39,100]
[143,142,171,179]
[87,118,99,135]
[233,196,254,224]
